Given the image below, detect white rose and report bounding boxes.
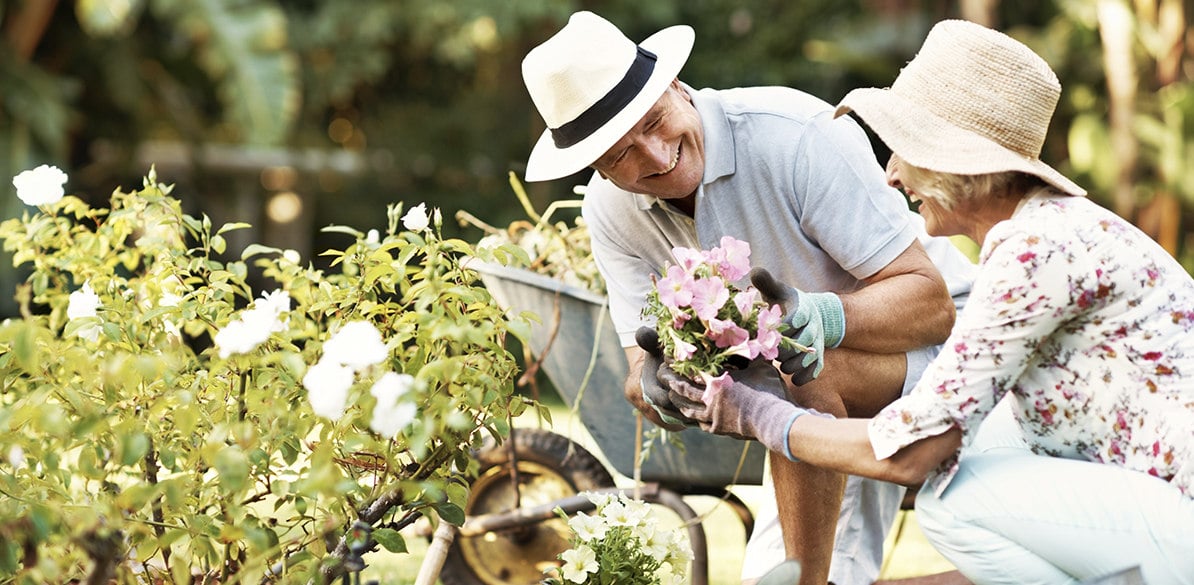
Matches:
[67,282,102,342]
[369,372,417,437]
[322,321,387,371]
[13,165,68,206]
[401,203,429,232]
[303,361,354,421]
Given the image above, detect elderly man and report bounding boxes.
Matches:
[520,11,975,585]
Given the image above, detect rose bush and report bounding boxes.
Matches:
[0,166,541,583]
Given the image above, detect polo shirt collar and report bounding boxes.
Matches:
[688,85,736,184]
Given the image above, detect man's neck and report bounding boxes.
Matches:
[669,194,696,216]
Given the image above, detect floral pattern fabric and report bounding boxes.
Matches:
[869,194,1194,497]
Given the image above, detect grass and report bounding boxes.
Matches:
[358,402,956,584]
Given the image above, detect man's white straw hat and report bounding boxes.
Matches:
[521,11,694,182]
[835,19,1086,196]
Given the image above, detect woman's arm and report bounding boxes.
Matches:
[789,415,961,486]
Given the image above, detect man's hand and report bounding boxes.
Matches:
[750,267,846,385]
[633,327,695,430]
[667,360,814,459]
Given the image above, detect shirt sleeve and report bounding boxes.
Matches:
[792,113,920,280]
[868,222,1097,481]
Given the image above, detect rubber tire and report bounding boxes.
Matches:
[439,428,615,585]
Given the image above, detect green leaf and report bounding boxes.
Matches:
[217,222,253,235]
[214,445,250,493]
[371,527,407,553]
[242,243,284,259]
[434,502,465,526]
[11,321,39,372]
[120,432,151,467]
[445,481,469,512]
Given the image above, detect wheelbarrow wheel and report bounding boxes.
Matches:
[439,428,615,585]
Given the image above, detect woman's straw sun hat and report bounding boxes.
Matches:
[835,19,1086,196]
[521,11,694,182]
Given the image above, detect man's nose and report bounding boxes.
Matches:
[641,136,673,173]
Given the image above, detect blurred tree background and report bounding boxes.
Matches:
[2,0,1192,317]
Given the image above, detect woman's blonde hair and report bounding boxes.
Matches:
[900,161,1057,210]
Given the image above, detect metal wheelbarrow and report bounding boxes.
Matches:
[426,262,769,585]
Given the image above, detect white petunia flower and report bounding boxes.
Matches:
[401,203,429,232]
[637,520,671,562]
[13,165,67,206]
[322,321,387,371]
[67,282,102,342]
[584,491,615,510]
[302,361,354,421]
[567,511,608,542]
[600,497,647,528]
[559,545,598,584]
[369,372,418,437]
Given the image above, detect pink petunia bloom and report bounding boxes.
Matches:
[690,276,730,321]
[667,329,698,361]
[708,317,750,349]
[755,302,782,331]
[657,265,695,309]
[671,246,707,274]
[732,288,760,316]
[716,236,752,282]
[699,371,734,404]
[724,339,758,360]
[752,327,783,360]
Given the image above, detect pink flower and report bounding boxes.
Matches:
[671,246,707,273]
[715,236,752,281]
[699,371,734,404]
[732,288,760,316]
[755,302,781,331]
[690,276,729,321]
[752,327,782,360]
[666,329,698,361]
[708,317,750,348]
[656,265,695,309]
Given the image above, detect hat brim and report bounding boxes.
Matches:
[524,24,695,182]
[835,88,1086,197]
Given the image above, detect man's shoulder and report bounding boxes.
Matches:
[701,86,834,121]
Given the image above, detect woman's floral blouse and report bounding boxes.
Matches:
[870,193,1194,497]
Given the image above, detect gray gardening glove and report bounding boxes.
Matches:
[750,267,845,386]
[635,327,696,428]
[668,359,824,460]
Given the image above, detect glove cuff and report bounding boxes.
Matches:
[778,408,836,462]
[807,292,845,348]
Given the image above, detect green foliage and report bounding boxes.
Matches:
[0,169,532,582]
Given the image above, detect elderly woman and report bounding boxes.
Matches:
[667,19,1194,585]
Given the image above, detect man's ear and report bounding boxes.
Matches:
[671,78,691,103]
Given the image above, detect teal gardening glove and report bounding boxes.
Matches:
[749,267,845,385]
